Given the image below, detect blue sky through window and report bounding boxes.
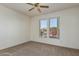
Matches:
[50,18,57,27]
[40,18,58,29]
[40,20,48,29]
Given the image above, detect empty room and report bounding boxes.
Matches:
[0,3,79,56]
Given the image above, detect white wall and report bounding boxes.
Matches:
[31,7,79,49]
[0,5,30,50]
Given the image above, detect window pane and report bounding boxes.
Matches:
[40,20,48,29]
[49,18,59,38]
[40,19,48,38]
[50,18,57,27]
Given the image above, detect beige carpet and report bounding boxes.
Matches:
[0,41,79,56]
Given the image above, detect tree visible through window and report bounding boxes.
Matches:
[39,17,59,38]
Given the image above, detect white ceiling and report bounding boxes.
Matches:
[1,3,79,16]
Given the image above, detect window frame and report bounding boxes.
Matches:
[39,18,49,38]
[39,17,60,39]
[49,17,60,39]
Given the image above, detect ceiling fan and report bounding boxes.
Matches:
[27,3,49,13]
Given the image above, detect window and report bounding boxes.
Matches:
[39,17,59,39]
[49,18,59,38]
[40,19,48,38]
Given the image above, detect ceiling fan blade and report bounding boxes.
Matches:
[40,6,49,8]
[27,3,33,5]
[37,8,41,13]
[35,3,39,5]
[28,7,35,11]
